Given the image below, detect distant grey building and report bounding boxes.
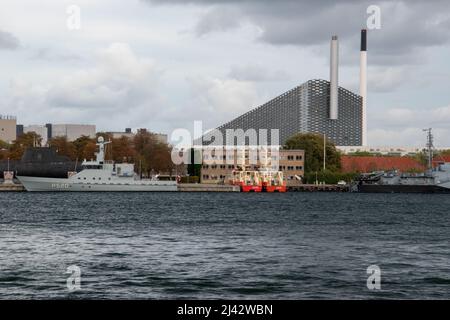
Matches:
[15,123,95,144]
[108,128,134,140]
[49,124,96,141]
[0,115,17,144]
[203,79,362,146]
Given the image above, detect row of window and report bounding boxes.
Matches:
[203,156,302,164]
[203,165,237,169]
[286,155,303,161]
[280,166,303,171]
[202,175,226,180]
[202,164,303,171]
[77,177,112,181]
[204,155,280,161]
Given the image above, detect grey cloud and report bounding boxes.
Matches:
[0,30,20,50]
[31,48,83,62]
[4,43,166,131]
[143,0,450,66]
[228,64,290,82]
[194,6,243,36]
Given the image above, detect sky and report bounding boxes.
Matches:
[1,0,450,146]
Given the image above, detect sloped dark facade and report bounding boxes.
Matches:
[202,79,362,146]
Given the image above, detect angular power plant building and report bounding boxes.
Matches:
[202,34,364,147]
[203,79,362,146]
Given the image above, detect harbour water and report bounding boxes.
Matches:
[0,192,449,299]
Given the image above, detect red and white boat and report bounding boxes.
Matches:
[230,170,263,192]
[260,170,287,193]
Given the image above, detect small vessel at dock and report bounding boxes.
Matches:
[229,168,286,192]
[353,129,450,193]
[260,169,286,192]
[230,170,263,192]
[17,137,177,192]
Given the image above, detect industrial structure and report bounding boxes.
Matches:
[360,29,368,146]
[202,32,367,147]
[202,78,362,147]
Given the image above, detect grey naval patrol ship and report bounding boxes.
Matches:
[17,136,178,192]
[354,129,450,193]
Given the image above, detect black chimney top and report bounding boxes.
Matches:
[361,29,367,51]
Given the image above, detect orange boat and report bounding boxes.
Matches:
[230,170,263,192]
[260,170,287,192]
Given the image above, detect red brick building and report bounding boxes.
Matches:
[433,155,450,167]
[341,156,425,173]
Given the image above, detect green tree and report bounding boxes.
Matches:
[149,142,174,175]
[72,135,97,161]
[8,132,42,160]
[410,150,428,167]
[0,139,9,160]
[284,133,341,173]
[133,130,175,177]
[303,170,358,184]
[0,139,8,149]
[110,136,135,163]
[48,136,76,160]
[134,130,156,177]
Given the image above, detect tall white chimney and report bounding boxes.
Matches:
[360,29,367,146]
[329,35,339,120]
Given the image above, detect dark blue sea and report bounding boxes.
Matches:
[0,192,449,299]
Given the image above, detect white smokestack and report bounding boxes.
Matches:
[329,35,339,120]
[360,29,367,146]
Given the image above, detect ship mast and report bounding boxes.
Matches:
[423,128,434,171]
